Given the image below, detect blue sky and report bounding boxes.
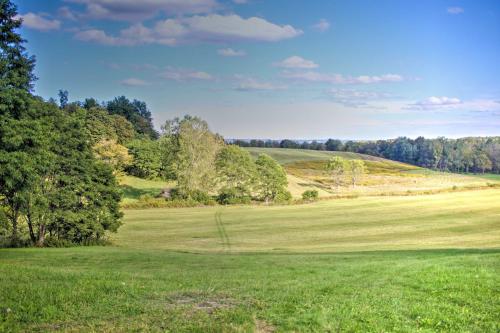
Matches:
[15,0,500,139]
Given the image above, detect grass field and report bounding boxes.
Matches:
[245,148,500,198]
[1,189,499,332]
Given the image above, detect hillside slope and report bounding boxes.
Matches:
[245,147,499,198]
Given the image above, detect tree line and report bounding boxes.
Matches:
[234,136,500,174]
[96,115,291,206]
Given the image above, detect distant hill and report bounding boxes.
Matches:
[245,147,403,165]
[244,147,498,198]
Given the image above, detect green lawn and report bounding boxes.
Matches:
[1,189,499,332]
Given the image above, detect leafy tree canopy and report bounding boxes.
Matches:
[107,96,158,140]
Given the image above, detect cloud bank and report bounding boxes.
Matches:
[75,14,302,46]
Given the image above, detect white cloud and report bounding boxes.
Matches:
[66,0,218,21]
[18,13,61,31]
[275,56,318,69]
[217,48,246,57]
[184,14,302,42]
[58,6,77,20]
[234,75,287,91]
[447,7,464,14]
[75,29,132,46]
[282,71,404,84]
[120,78,149,86]
[233,0,247,3]
[406,96,462,110]
[74,14,302,46]
[327,88,390,99]
[356,74,403,83]
[160,67,213,81]
[325,88,391,107]
[312,19,330,32]
[404,97,500,113]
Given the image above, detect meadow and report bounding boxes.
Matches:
[1,188,499,332]
[1,2,498,331]
[247,148,499,198]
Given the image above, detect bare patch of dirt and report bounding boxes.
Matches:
[166,291,239,315]
[254,318,276,333]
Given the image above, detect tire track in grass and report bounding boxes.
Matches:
[215,210,231,252]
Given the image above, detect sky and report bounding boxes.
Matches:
[14,0,500,140]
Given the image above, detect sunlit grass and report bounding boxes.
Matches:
[117,189,500,253]
[1,189,499,332]
[245,148,499,198]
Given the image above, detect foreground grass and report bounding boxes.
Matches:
[1,248,498,332]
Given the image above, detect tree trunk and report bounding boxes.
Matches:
[28,217,36,244]
[37,224,46,247]
[27,214,36,244]
[10,212,18,246]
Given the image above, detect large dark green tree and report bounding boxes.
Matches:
[0,1,122,247]
[0,0,35,92]
[107,96,158,139]
[126,139,163,179]
[0,0,39,245]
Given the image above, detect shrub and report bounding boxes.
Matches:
[275,190,293,204]
[217,188,251,205]
[189,190,216,205]
[168,188,216,206]
[302,190,319,201]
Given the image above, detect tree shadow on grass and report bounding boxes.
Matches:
[120,184,163,200]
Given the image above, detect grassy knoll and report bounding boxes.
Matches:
[1,189,499,332]
[245,148,500,198]
[245,147,387,164]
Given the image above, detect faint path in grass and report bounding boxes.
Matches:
[215,210,231,252]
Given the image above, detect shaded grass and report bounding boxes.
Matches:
[118,176,169,204]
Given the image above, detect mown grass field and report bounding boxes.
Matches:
[1,189,499,332]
